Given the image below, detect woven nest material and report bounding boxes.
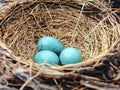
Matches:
[0,0,120,90]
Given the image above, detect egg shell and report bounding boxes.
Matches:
[34,50,59,65]
[38,36,64,55]
[59,47,82,65]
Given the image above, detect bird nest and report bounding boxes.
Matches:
[0,0,120,90]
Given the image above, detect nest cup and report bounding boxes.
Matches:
[0,1,120,71]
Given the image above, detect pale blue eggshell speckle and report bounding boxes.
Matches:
[34,50,59,65]
[59,47,82,65]
[38,36,64,55]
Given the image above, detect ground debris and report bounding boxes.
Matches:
[0,0,120,90]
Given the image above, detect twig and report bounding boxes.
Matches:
[81,80,119,90]
[19,71,41,90]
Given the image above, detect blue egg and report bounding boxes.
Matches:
[34,50,59,65]
[38,36,64,55]
[59,47,82,65]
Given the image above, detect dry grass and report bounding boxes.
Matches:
[0,0,120,68]
[0,0,120,89]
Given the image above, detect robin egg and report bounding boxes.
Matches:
[38,36,64,55]
[59,47,82,65]
[34,50,59,65]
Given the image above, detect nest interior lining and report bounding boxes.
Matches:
[0,1,120,67]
